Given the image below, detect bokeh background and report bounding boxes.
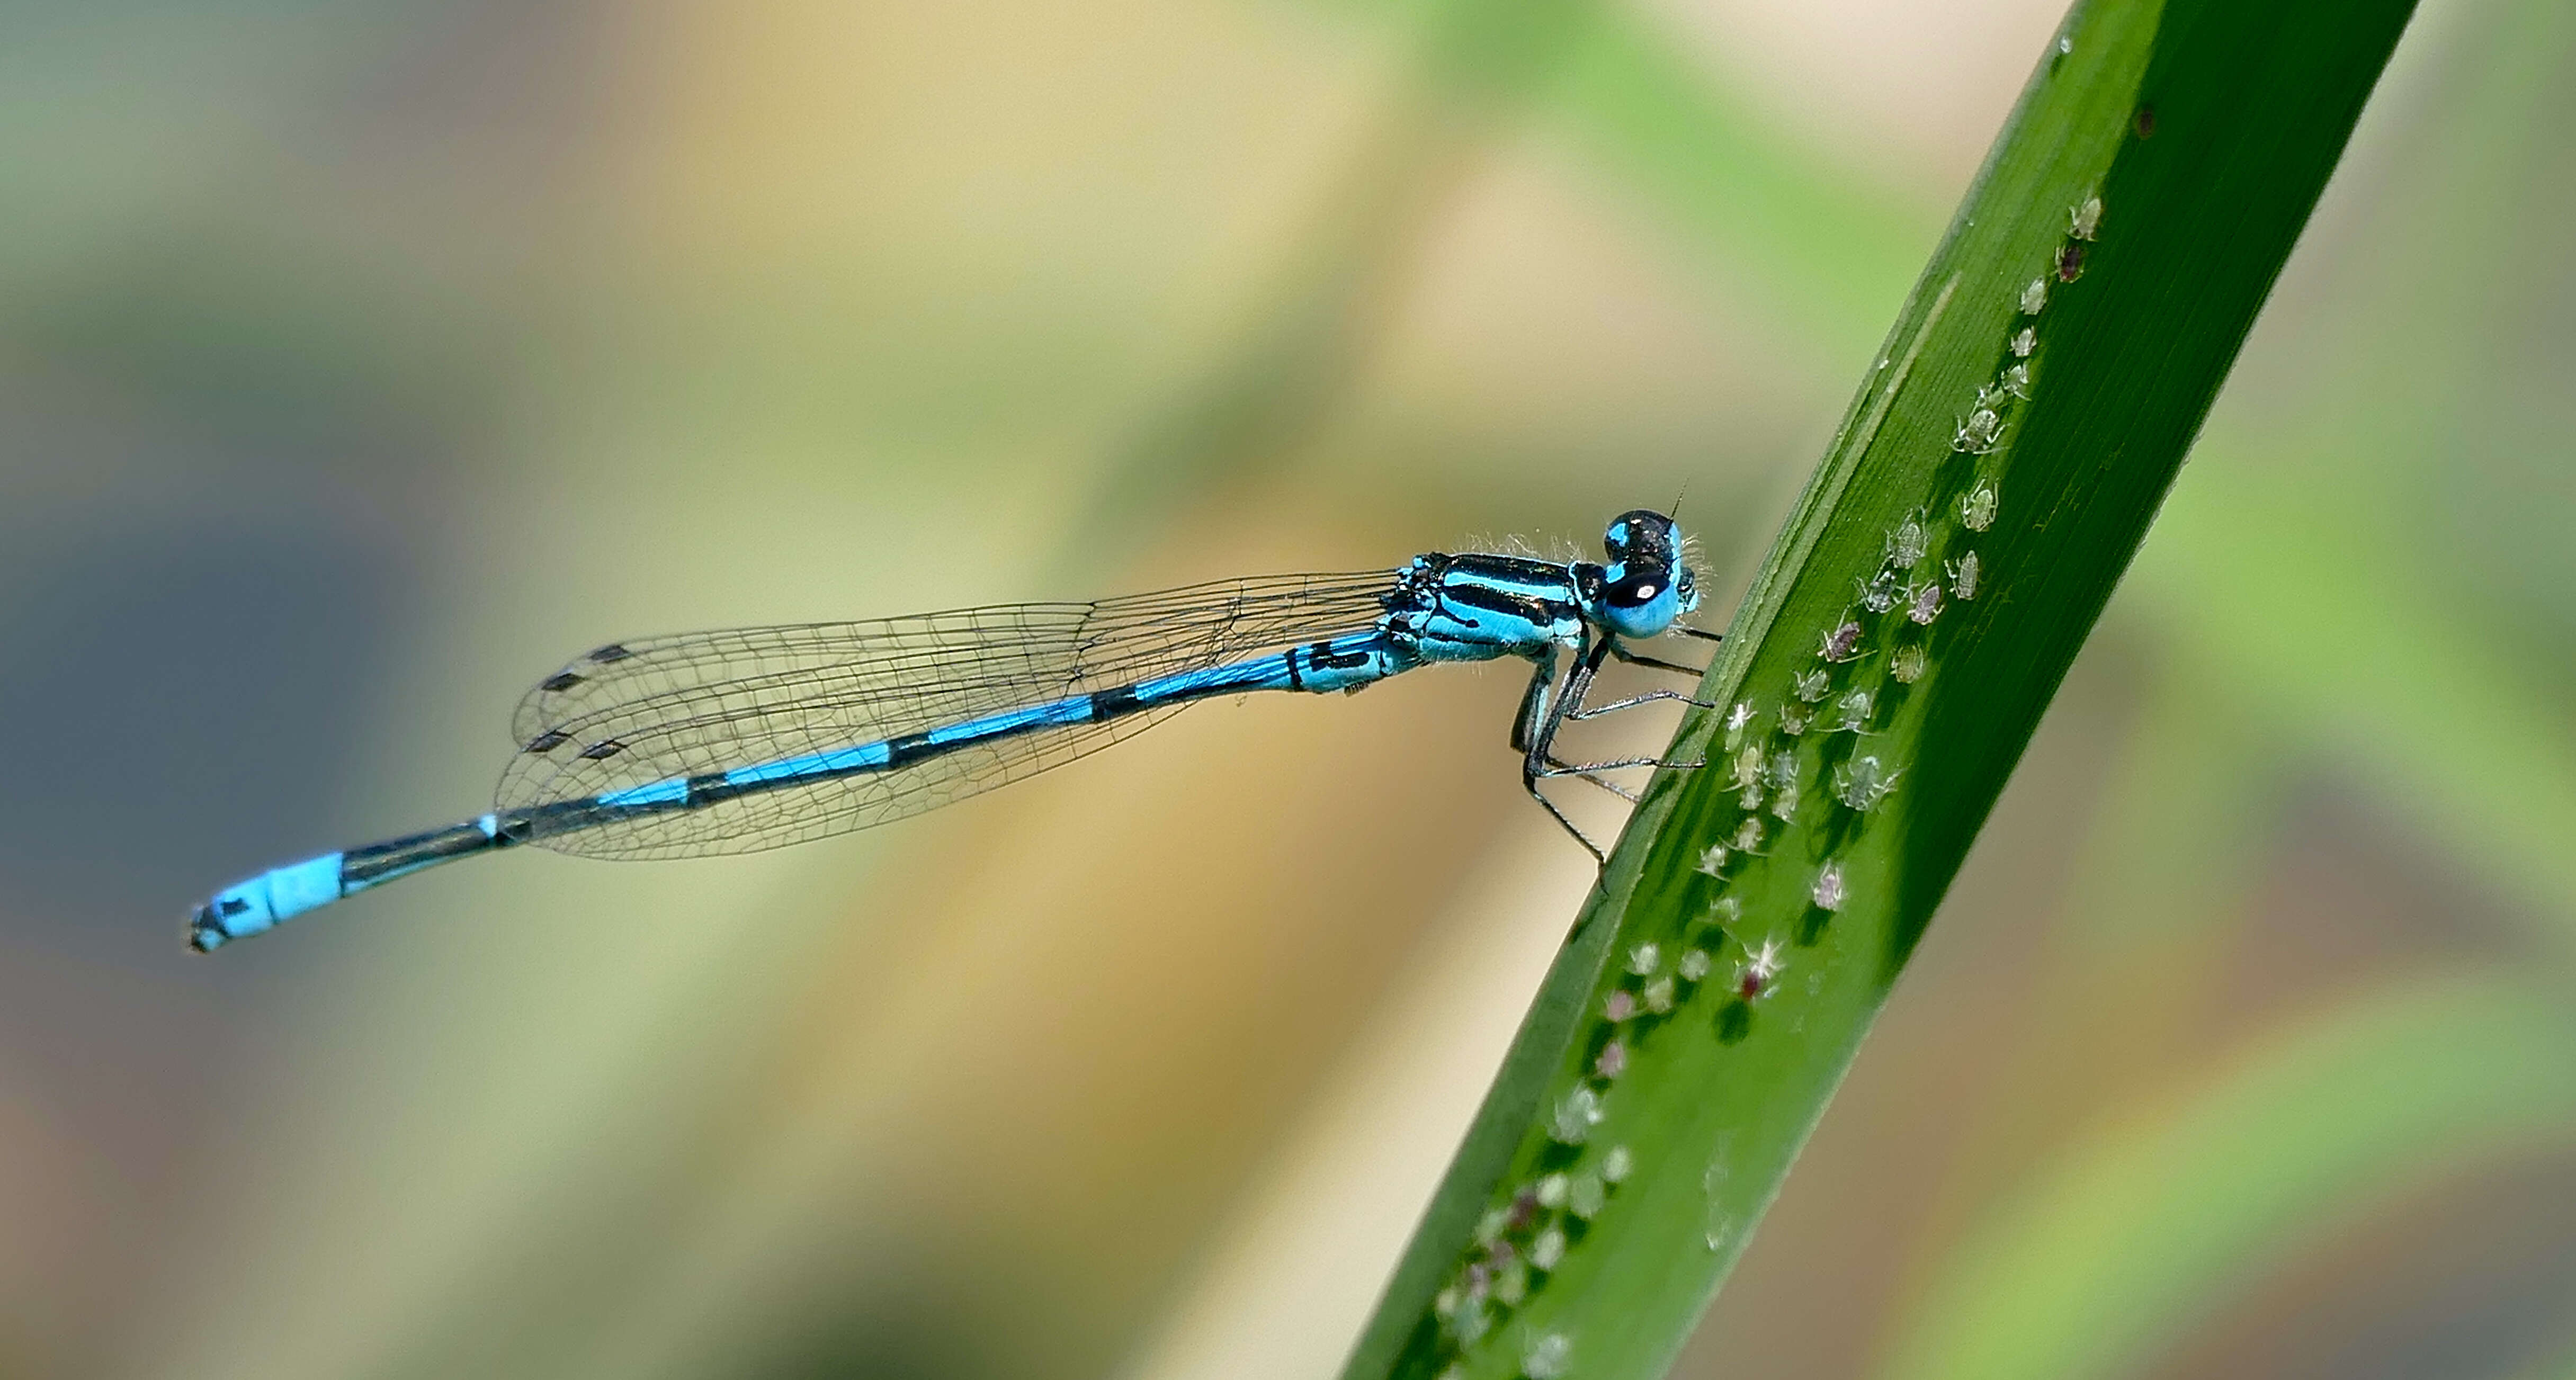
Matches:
[5,1,2574,1377]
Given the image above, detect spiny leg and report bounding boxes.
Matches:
[1533,755,1704,778]
[1512,650,1657,793]
[1607,623,1724,678]
[1522,634,1615,861]
[1569,687,1717,721]
[1523,633,1612,781]
[1525,775,1608,864]
[1611,646,1711,678]
[1545,755,1641,804]
[1531,635,1705,788]
[1519,633,1721,857]
[1513,652,1615,852]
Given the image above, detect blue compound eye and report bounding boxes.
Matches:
[1602,509,1674,564]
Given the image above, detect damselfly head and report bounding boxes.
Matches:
[1592,508,1698,639]
[1602,509,1677,566]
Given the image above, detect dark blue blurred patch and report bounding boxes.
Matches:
[0,514,410,940]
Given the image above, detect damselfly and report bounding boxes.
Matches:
[188,509,1719,951]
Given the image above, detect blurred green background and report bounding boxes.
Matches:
[4,1,2572,1377]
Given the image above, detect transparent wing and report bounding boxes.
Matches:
[496,570,1403,860]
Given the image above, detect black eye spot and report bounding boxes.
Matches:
[1607,576,1662,608]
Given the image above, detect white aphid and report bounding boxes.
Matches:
[1836,687,1874,732]
[1890,516,1929,567]
[1948,550,1981,600]
[1551,1087,1605,1144]
[1859,569,1902,614]
[2071,194,2103,240]
[1962,480,1998,531]
[1833,755,1903,811]
[1812,862,1846,912]
[1956,408,2004,454]
[1891,643,1927,684]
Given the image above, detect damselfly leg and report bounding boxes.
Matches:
[1517,630,1720,861]
[1566,621,1724,722]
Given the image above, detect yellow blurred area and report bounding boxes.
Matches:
[3,1,2572,1378]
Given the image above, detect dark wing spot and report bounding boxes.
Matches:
[588,643,633,664]
[578,739,627,760]
[540,671,584,693]
[523,729,572,753]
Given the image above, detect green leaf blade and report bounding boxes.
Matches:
[1340,1,2421,1376]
